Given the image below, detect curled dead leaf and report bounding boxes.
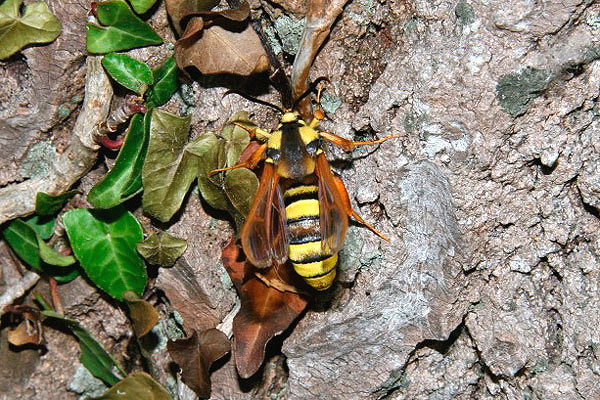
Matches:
[123,291,159,337]
[166,0,250,35]
[165,0,216,35]
[7,319,43,347]
[222,240,308,378]
[167,329,231,398]
[175,20,269,76]
[5,307,43,347]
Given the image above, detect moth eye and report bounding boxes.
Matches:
[306,139,320,156]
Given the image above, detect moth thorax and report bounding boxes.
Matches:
[281,112,299,123]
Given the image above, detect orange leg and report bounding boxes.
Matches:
[209,143,267,175]
[320,131,401,152]
[313,80,328,122]
[232,122,271,142]
[332,175,389,241]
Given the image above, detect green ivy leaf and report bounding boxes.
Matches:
[24,215,55,240]
[145,55,179,109]
[50,267,81,283]
[0,0,61,59]
[128,0,159,15]
[102,53,153,95]
[88,113,149,209]
[37,236,76,267]
[86,0,162,54]
[141,110,200,222]
[93,371,171,400]
[35,190,79,216]
[62,207,147,301]
[2,219,43,272]
[2,218,78,281]
[136,232,187,266]
[41,310,124,386]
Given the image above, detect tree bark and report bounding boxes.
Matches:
[2,0,600,399]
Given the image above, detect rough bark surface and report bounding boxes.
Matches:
[0,0,89,185]
[2,0,600,399]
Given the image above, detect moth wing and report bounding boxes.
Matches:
[315,153,348,256]
[240,163,288,267]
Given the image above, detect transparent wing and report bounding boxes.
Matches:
[315,153,348,256]
[240,163,288,268]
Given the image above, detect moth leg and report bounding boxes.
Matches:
[233,122,271,142]
[314,80,328,122]
[319,131,400,152]
[308,79,330,128]
[332,175,389,241]
[209,143,267,175]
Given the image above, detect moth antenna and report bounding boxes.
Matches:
[223,90,284,113]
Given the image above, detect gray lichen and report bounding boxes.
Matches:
[67,364,106,400]
[20,140,57,179]
[403,107,428,136]
[495,67,552,117]
[321,92,342,116]
[455,0,475,26]
[274,16,304,56]
[262,24,283,55]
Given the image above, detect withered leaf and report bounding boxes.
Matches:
[136,232,187,267]
[166,0,249,35]
[202,1,249,21]
[167,328,230,398]
[175,19,268,76]
[7,319,42,347]
[222,240,308,378]
[123,291,159,337]
[165,0,218,35]
[93,371,171,400]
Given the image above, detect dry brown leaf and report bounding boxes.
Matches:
[123,291,159,337]
[166,0,250,35]
[6,308,43,347]
[196,1,250,22]
[222,240,308,378]
[7,320,43,347]
[175,21,269,76]
[167,329,231,398]
[165,0,219,35]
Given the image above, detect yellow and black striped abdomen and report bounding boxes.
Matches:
[284,184,338,290]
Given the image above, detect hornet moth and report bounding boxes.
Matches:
[212,80,397,290]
